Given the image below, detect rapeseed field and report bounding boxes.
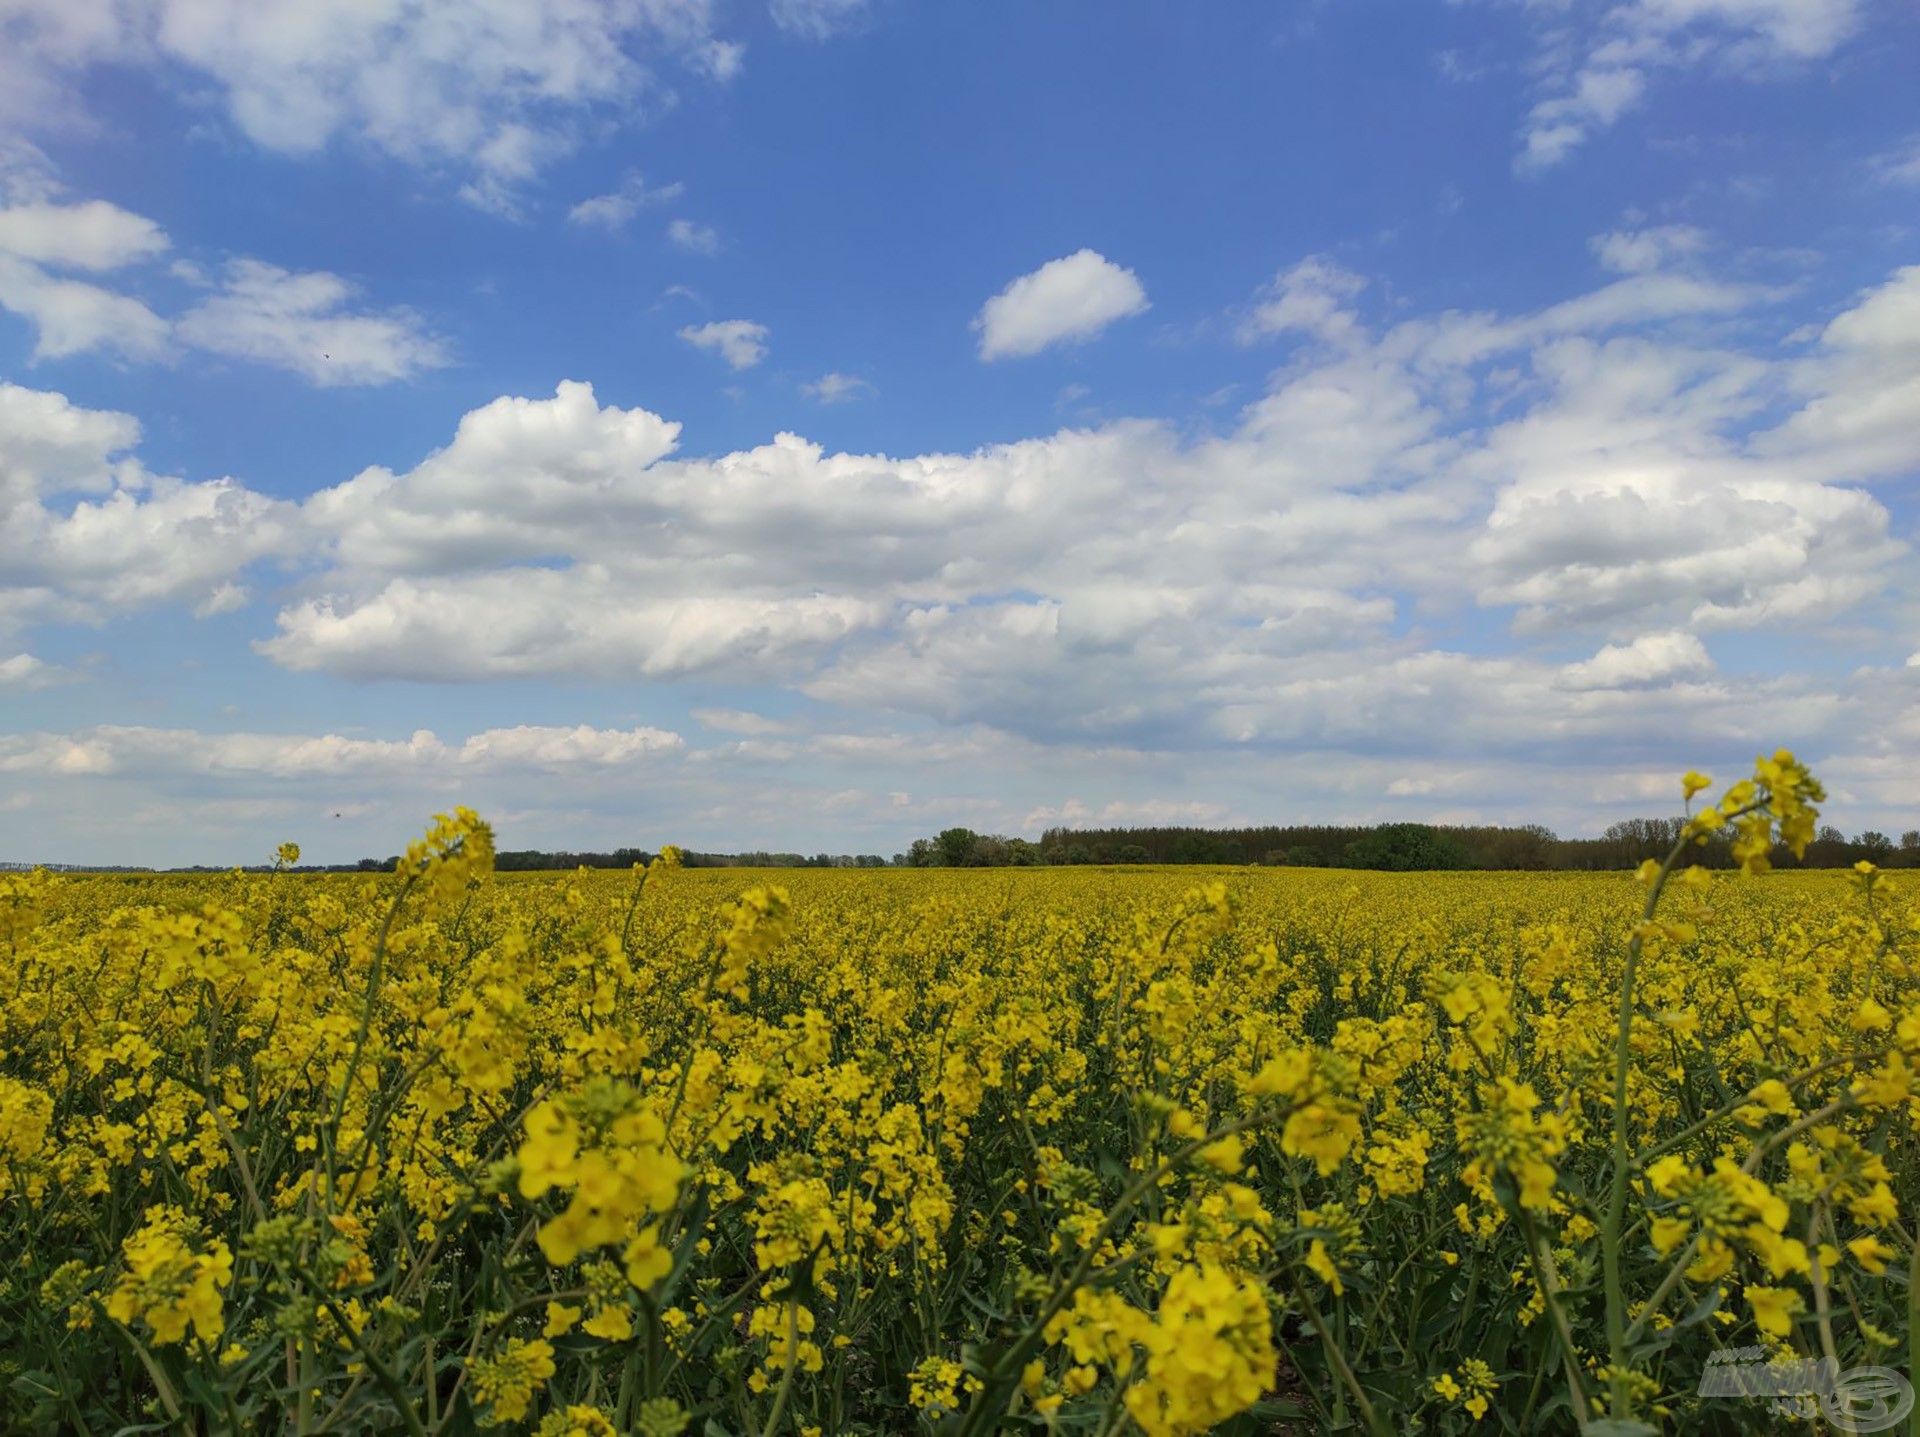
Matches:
[1,755,1914,1434]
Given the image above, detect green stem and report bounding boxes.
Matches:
[1908,1230,1919,1437]
[758,1300,800,1437]
[1600,829,1686,1418]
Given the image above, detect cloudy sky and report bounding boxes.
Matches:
[1,0,1917,864]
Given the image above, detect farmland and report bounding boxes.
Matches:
[0,758,1914,1434]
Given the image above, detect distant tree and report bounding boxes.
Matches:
[1117,844,1151,864]
[1803,825,1852,868]
[1170,833,1239,864]
[970,835,1011,867]
[1857,831,1894,860]
[937,827,981,867]
[1476,823,1557,870]
[1343,824,1476,872]
[1600,818,1686,866]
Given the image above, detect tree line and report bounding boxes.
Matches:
[143,820,1920,875]
[896,819,1920,871]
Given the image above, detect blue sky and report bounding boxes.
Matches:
[1,0,1917,863]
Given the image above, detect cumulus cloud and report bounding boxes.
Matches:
[0,170,173,361]
[0,381,141,503]
[0,174,443,381]
[678,318,767,369]
[177,260,447,386]
[0,0,739,209]
[124,257,1870,775]
[975,249,1149,360]
[1755,265,1920,483]
[0,381,300,633]
[0,198,169,270]
[0,255,168,360]
[7,252,1916,842]
[1557,631,1714,690]
[263,579,883,680]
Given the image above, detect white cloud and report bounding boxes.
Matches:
[975,249,1148,360]
[225,256,1913,732]
[1590,225,1708,275]
[0,253,169,360]
[263,579,881,680]
[1557,631,1714,690]
[177,260,447,385]
[0,198,168,270]
[1507,0,1863,171]
[801,371,874,403]
[666,218,720,254]
[568,173,685,229]
[0,0,737,209]
[1239,256,1366,344]
[6,248,1915,851]
[0,174,443,381]
[1756,265,1920,484]
[1021,796,1235,831]
[770,0,869,39]
[0,722,681,779]
[693,707,792,735]
[0,171,173,362]
[1870,136,1920,187]
[0,652,70,689]
[678,318,767,369]
[0,380,141,503]
[0,381,300,632]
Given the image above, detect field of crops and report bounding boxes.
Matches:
[0,758,1915,1434]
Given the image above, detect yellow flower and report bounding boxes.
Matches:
[1850,997,1891,1032]
[103,1207,231,1347]
[1746,1079,1794,1116]
[1847,1235,1894,1275]
[1650,1217,1690,1256]
[1745,1285,1802,1339]
[1645,1154,1691,1197]
[468,1338,555,1423]
[624,1226,672,1290]
[1305,1239,1343,1295]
